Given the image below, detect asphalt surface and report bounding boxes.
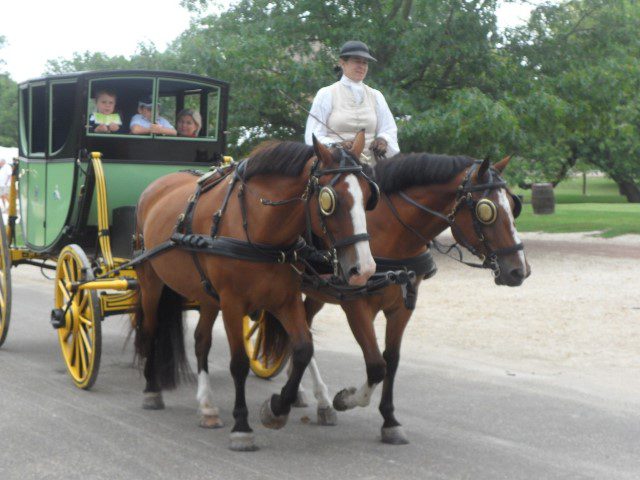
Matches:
[1,268,639,480]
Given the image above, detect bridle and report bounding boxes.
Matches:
[382,160,523,277]
[259,147,379,280]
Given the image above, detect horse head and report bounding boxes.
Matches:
[450,156,531,286]
[310,130,377,286]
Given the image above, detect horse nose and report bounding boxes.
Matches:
[510,267,526,282]
[348,262,375,286]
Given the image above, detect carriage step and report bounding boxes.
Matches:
[50,309,65,329]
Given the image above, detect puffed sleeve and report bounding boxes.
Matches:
[304,86,334,146]
[373,90,400,157]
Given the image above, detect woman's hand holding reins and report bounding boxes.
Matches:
[370,137,388,160]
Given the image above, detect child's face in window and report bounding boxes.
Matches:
[139,106,153,120]
[96,93,116,115]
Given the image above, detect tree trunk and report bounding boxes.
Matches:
[615,179,640,203]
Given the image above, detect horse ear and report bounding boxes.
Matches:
[477,156,491,182]
[312,134,334,167]
[351,129,365,159]
[494,155,511,173]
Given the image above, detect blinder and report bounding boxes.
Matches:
[510,192,522,219]
[319,185,338,216]
[475,199,498,225]
[366,180,380,211]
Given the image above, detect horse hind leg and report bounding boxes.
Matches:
[134,263,165,410]
[194,302,223,428]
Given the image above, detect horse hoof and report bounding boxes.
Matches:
[199,414,224,429]
[381,426,409,445]
[260,398,289,430]
[317,406,338,426]
[333,387,357,412]
[142,392,165,410]
[229,432,259,452]
[293,391,309,408]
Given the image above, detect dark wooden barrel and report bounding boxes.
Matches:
[531,183,555,214]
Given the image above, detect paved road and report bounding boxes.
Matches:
[1,269,639,480]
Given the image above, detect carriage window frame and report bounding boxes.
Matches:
[155,77,221,143]
[49,79,77,156]
[26,82,47,158]
[19,86,29,155]
[85,76,157,140]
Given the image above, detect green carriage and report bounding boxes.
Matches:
[0,70,231,389]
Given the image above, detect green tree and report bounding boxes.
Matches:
[0,36,18,147]
[505,0,640,202]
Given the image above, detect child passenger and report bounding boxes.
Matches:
[89,90,122,133]
[129,96,177,136]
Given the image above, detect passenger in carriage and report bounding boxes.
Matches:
[176,108,202,137]
[129,96,177,136]
[88,89,122,133]
[304,40,399,165]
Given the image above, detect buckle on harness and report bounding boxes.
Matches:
[277,251,286,264]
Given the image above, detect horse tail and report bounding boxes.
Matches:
[261,310,289,363]
[133,285,192,390]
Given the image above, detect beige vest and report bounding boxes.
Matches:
[326,82,378,165]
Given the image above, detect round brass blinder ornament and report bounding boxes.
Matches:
[476,199,497,225]
[319,186,337,216]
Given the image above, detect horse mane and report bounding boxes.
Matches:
[243,140,316,180]
[373,153,476,193]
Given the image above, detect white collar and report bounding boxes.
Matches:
[340,75,364,88]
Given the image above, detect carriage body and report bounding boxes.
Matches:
[0,70,230,388]
[16,70,229,255]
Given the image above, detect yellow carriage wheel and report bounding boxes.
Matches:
[0,214,12,347]
[54,245,102,390]
[243,310,289,379]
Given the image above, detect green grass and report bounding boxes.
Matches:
[515,203,640,237]
[513,176,628,204]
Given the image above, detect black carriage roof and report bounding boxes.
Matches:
[18,69,229,88]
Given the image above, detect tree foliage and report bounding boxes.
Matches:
[0,36,18,147]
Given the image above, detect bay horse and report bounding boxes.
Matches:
[133,132,377,451]
[290,153,530,444]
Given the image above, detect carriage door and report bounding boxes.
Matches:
[19,83,47,246]
[45,80,77,245]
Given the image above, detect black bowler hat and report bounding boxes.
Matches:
[339,40,377,62]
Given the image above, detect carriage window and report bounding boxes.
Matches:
[30,85,47,155]
[50,81,76,154]
[87,77,154,136]
[157,78,221,141]
[19,88,29,154]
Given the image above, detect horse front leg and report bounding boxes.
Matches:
[378,301,412,445]
[220,303,257,451]
[194,301,223,428]
[260,300,313,430]
[333,300,386,412]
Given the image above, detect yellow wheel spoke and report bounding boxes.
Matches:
[245,319,260,341]
[78,333,88,376]
[261,330,268,368]
[78,294,88,313]
[79,324,93,355]
[0,293,4,310]
[252,327,263,361]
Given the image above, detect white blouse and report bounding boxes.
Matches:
[304,75,400,157]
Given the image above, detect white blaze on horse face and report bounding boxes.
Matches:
[346,174,376,284]
[497,189,527,267]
